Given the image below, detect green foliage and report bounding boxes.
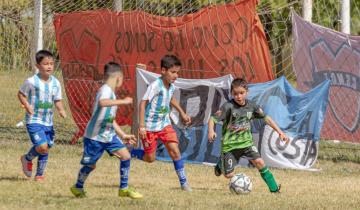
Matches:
[0,0,32,71]
[45,0,114,13]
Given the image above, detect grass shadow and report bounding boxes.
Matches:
[0,175,28,182]
[168,186,224,192]
[91,183,118,188]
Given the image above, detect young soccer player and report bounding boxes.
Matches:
[18,50,67,181]
[131,55,192,192]
[70,62,142,199]
[208,78,289,193]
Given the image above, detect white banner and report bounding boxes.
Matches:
[253,125,319,170]
[135,68,322,170]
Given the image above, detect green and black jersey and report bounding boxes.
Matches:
[212,99,266,153]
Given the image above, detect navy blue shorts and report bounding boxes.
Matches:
[80,135,126,165]
[26,123,55,148]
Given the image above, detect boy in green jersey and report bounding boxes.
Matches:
[208,78,289,193]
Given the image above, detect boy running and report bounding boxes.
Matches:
[19,50,67,181]
[131,55,192,192]
[70,62,142,199]
[208,78,289,193]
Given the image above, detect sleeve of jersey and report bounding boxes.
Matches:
[142,82,157,101]
[54,81,62,101]
[19,79,31,97]
[253,104,266,119]
[211,103,230,123]
[99,87,112,100]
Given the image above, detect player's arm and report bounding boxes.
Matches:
[54,100,67,118]
[138,99,148,139]
[113,120,136,145]
[208,117,216,143]
[264,116,289,142]
[208,103,230,142]
[17,91,34,115]
[99,97,133,107]
[170,97,191,125]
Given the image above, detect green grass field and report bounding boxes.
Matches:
[0,140,360,210]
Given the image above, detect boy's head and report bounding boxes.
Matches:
[160,55,181,84]
[35,50,55,78]
[104,62,123,88]
[231,78,248,105]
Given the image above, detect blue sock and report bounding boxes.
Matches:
[131,149,144,160]
[25,146,40,161]
[36,153,48,176]
[120,159,130,189]
[173,159,187,186]
[75,166,94,188]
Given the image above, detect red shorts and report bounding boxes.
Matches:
[142,125,178,154]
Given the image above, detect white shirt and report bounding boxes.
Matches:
[19,74,62,126]
[142,78,175,132]
[84,84,117,143]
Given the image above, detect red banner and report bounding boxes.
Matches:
[292,12,360,143]
[54,0,274,141]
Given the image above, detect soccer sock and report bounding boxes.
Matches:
[120,159,130,189]
[25,146,40,161]
[130,149,144,160]
[259,166,279,192]
[75,166,94,188]
[36,153,48,176]
[173,159,187,186]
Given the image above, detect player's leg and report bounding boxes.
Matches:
[34,143,48,181]
[34,126,54,181]
[70,138,102,198]
[131,131,157,163]
[21,124,47,178]
[246,146,280,193]
[109,136,142,199]
[221,151,237,179]
[161,126,191,191]
[214,158,222,176]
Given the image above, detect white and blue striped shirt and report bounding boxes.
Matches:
[84,84,117,143]
[143,78,175,132]
[19,74,62,126]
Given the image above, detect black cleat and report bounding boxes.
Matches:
[214,164,222,176]
[271,184,281,193]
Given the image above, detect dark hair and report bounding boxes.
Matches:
[231,78,248,91]
[35,50,54,64]
[104,62,122,79]
[160,54,181,70]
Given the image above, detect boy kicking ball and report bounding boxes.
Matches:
[208,78,289,193]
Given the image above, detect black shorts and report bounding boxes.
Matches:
[219,146,261,175]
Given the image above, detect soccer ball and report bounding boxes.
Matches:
[229,173,252,194]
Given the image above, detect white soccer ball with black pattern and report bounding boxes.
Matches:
[229,173,252,194]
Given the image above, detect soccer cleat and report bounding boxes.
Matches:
[20,155,32,178]
[119,188,143,199]
[34,176,45,182]
[271,184,281,193]
[214,164,222,177]
[181,183,193,192]
[70,185,86,198]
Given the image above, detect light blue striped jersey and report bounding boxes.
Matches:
[142,78,175,132]
[19,74,62,126]
[84,84,117,143]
